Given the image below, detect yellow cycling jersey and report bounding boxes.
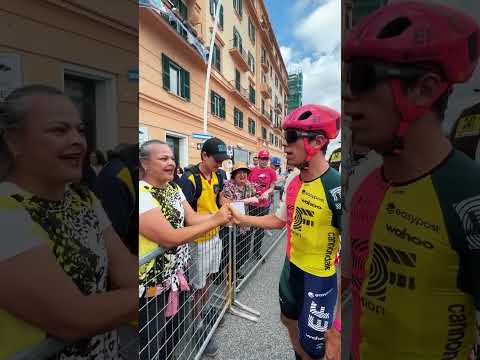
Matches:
[277,168,342,277]
[349,150,480,360]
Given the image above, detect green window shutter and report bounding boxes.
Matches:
[210,0,214,16]
[240,111,243,128]
[215,45,221,71]
[220,97,226,118]
[252,88,256,104]
[211,91,215,114]
[239,0,242,17]
[181,69,190,100]
[220,6,224,28]
[162,54,170,90]
[180,1,188,20]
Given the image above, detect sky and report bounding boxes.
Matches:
[264,0,341,113]
[264,0,480,135]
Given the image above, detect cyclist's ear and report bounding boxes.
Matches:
[405,72,445,108]
[309,133,328,150]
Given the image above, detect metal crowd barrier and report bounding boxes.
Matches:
[139,226,232,360]
[138,190,287,359]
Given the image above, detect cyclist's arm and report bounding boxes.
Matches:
[232,210,285,229]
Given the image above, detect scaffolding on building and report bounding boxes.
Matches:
[287,71,302,113]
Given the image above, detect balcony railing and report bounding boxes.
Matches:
[228,39,249,72]
[229,80,249,103]
[139,0,208,62]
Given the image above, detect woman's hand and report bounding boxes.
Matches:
[214,204,233,225]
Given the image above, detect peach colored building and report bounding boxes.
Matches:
[0,0,138,151]
[139,0,288,169]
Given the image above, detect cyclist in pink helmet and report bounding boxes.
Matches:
[343,2,480,359]
[230,104,342,360]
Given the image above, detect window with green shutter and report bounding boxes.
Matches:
[235,69,241,90]
[249,85,255,104]
[233,0,242,17]
[233,27,242,52]
[162,54,190,101]
[262,126,267,140]
[248,52,255,74]
[248,18,255,44]
[213,43,221,72]
[248,118,256,135]
[161,54,171,91]
[180,69,190,100]
[211,91,226,119]
[210,0,224,29]
[234,107,244,128]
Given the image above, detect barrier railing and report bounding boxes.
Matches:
[138,190,286,359]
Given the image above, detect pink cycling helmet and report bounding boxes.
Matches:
[343,1,480,153]
[282,104,341,164]
[282,104,340,139]
[343,1,479,83]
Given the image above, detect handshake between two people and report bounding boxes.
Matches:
[212,203,247,226]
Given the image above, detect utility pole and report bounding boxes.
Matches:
[202,0,222,134]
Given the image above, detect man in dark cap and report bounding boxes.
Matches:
[178,137,230,357]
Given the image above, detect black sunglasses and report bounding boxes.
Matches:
[284,129,323,144]
[259,157,269,160]
[346,60,428,96]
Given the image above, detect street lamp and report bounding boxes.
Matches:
[202,0,223,134]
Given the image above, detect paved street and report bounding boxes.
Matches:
[204,233,293,360]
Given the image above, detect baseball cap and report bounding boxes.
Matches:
[201,137,230,161]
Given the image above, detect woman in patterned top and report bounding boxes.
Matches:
[221,162,259,281]
[138,140,231,360]
[0,85,138,360]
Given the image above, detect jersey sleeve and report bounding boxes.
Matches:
[433,152,480,310]
[324,169,343,231]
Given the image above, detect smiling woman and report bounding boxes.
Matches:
[0,85,138,359]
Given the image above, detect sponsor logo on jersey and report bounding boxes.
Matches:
[301,198,323,210]
[324,232,336,271]
[302,189,325,203]
[293,207,315,230]
[330,186,341,202]
[385,224,434,249]
[453,194,480,250]
[307,301,330,332]
[308,288,334,299]
[442,304,468,360]
[386,203,440,233]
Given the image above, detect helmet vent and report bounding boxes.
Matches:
[468,31,478,62]
[298,111,312,120]
[377,17,412,39]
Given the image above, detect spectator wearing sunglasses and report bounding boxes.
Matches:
[247,149,277,261]
[343,2,480,360]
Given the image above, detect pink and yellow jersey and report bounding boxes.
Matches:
[276,167,342,277]
[348,150,480,360]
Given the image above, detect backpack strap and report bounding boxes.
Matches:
[187,165,203,211]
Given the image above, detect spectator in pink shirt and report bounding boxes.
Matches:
[248,149,277,261]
